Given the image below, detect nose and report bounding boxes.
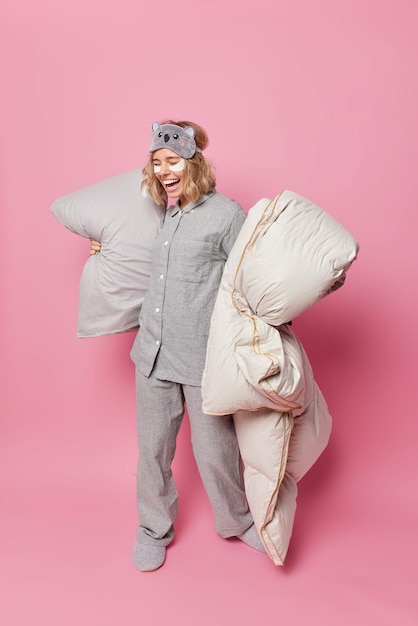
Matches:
[159,161,170,175]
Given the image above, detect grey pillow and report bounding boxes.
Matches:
[51,169,165,337]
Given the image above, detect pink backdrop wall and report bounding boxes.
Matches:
[1,1,417,624]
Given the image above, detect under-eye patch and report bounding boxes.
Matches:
[153,159,185,174]
[169,159,185,172]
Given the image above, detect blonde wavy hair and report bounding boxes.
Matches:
[142,120,216,206]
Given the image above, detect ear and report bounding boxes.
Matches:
[183,126,195,138]
[152,122,160,133]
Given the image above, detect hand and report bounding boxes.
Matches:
[89,239,102,256]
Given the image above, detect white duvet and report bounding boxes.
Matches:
[202,191,359,565]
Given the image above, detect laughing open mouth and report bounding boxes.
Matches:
[163,178,180,189]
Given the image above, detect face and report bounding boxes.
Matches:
[152,148,186,206]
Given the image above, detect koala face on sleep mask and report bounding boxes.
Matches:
[149,122,202,159]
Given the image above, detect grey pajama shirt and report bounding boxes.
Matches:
[130,191,253,546]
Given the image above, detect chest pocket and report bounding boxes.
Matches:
[173,240,214,283]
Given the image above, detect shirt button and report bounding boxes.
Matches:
[164,241,168,246]
[156,340,160,345]
[155,307,160,313]
[160,274,164,279]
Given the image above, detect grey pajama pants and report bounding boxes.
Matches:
[135,368,253,546]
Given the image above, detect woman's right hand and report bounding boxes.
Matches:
[89,239,102,256]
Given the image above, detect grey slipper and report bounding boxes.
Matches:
[132,542,166,572]
[237,524,266,553]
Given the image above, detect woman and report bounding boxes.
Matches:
[93,120,265,571]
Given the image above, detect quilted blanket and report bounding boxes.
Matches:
[202,191,359,564]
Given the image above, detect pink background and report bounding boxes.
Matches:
[1,1,417,624]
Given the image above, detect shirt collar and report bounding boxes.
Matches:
[169,190,216,217]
